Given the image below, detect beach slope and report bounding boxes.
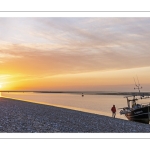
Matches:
[0,97,150,133]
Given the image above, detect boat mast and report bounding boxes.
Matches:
[134,76,142,94]
[125,77,142,108]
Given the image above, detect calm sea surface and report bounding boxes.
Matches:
[1,92,131,120]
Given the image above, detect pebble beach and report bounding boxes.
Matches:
[0,97,150,133]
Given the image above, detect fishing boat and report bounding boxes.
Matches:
[120,78,150,124]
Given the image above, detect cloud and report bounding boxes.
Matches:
[1,18,150,77]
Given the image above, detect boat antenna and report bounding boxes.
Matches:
[133,76,142,93]
[137,76,141,87]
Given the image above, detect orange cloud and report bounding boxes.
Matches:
[1,18,150,90]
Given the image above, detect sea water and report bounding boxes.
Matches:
[1,92,129,120]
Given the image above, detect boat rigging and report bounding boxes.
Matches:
[120,77,150,124]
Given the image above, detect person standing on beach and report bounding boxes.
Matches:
[111,105,116,118]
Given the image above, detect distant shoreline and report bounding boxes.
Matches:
[1,91,150,96]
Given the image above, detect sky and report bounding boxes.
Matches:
[0,17,150,91]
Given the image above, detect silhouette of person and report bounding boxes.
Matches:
[111,105,116,118]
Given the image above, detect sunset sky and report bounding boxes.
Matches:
[0,17,150,91]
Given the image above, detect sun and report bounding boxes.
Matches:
[0,84,2,88]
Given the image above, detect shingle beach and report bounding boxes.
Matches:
[0,97,150,133]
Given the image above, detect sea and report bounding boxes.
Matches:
[0,91,131,120]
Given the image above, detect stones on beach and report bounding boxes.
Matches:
[0,97,150,132]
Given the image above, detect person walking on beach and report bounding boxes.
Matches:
[111,105,116,118]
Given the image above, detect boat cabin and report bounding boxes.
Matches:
[125,96,139,109]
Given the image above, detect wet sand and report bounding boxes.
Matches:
[0,97,150,133]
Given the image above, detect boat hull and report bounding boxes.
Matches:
[125,106,150,124]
